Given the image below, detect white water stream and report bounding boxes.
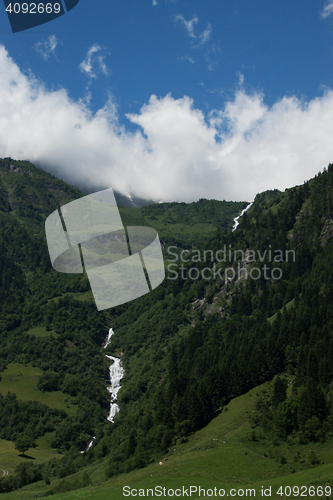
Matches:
[83,204,250,452]
[232,202,253,231]
[104,328,125,423]
[81,205,249,454]
[80,328,123,453]
[80,436,96,454]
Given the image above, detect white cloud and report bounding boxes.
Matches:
[176,16,214,69]
[178,55,195,64]
[192,23,212,49]
[237,73,245,86]
[1,44,333,203]
[321,1,333,17]
[152,0,158,5]
[79,44,109,79]
[33,35,59,61]
[175,14,198,38]
[199,24,212,45]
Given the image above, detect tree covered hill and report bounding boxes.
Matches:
[94,163,333,480]
[1,157,333,495]
[0,157,244,492]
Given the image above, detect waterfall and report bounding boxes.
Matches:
[232,202,253,231]
[104,328,125,423]
[80,436,95,454]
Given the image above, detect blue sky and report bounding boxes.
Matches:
[1,0,333,202]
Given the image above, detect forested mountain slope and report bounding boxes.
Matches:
[104,165,333,475]
[1,157,333,495]
[0,157,243,492]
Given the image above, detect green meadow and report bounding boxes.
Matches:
[0,363,77,415]
[1,377,332,500]
[118,199,246,248]
[27,326,57,338]
[1,160,333,499]
[0,363,76,476]
[0,433,61,476]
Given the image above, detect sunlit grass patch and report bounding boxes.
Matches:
[0,363,77,415]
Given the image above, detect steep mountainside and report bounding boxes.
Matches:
[0,157,243,492]
[1,157,333,496]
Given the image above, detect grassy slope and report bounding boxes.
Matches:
[2,376,333,500]
[0,433,60,476]
[0,363,77,475]
[0,160,246,477]
[26,326,56,338]
[119,200,246,248]
[0,363,77,415]
[0,159,247,496]
[0,359,79,474]
[267,299,295,324]
[2,162,332,498]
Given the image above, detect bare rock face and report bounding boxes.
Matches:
[9,165,22,173]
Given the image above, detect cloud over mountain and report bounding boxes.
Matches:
[1,44,333,203]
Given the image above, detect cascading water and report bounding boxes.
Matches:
[80,436,96,454]
[80,328,124,453]
[232,202,253,231]
[104,328,125,423]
